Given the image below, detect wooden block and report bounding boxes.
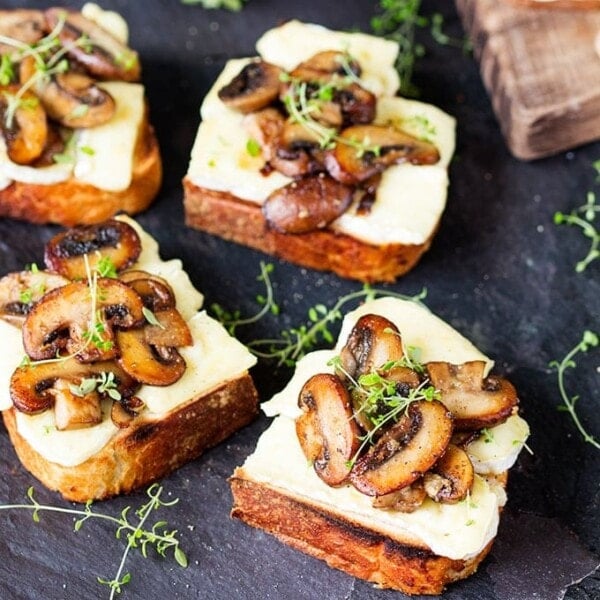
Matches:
[455,0,600,159]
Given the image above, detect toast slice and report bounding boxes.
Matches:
[231,297,529,595]
[0,216,258,502]
[184,21,455,283]
[0,5,161,226]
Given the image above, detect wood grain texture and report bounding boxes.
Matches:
[456,0,600,159]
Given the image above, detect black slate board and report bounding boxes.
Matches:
[0,1,598,599]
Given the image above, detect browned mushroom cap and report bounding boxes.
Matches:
[296,373,361,486]
[20,56,116,129]
[22,278,145,363]
[116,318,189,386]
[110,395,144,428]
[289,50,361,84]
[0,270,69,326]
[218,60,283,114]
[44,219,142,281]
[326,125,440,185]
[338,314,405,381]
[0,85,48,165]
[350,400,453,496]
[423,443,474,503]
[263,175,353,234]
[119,270,176,311]
[372,479,426,512]
[10,358,139,415]
[45,8,140,82]
[426,361,518,430]
[0,10,46,55]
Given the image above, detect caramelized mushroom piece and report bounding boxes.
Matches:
[45,8,140,82]
[263,175,353,234]
[426,361,518,430]
[22,278,145,363]
[423,443,474,503]
[20,56,116,129]
[0,270,68,326]
[0,10,46,54]
[218,60,283,114]
[289,50,361,84]
[296,373,361,486]
[116,318,190,386]
[119,270,175,311]
[10,358,139,415]
[243,107,285,163]
[338,314,405,381]
[44,219,142,280]
[52,378,102,430]
[111,395,145,428]
[338,313,420,432]
[350,400,453,496]
[326,124,440,184]
[0,85,48,165]
[372,479,427,512]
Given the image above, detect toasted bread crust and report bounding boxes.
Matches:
[230,471,494,595]
[183,178,436,284]
[0,118,162,227]
[3,373,258,502]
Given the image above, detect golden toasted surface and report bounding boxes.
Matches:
[4,373,258,502]
[183,178,437,283]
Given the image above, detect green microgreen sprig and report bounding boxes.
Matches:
[371,1,471,97]
[69,370,122,401]
[549,330,599,450]
[554,191,600,272]
[0,484,187,598]
[330,355,439,467]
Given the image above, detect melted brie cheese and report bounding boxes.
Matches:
[246,297,529,560]
[74,82,144,191]
[3,220,256,467]
[81,3,129,44]
[187,22,456,247]
[256,20,400,97]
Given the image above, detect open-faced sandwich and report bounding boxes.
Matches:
[0,216,258,502]
[231,297,529,595]
[0,4,161,226]
[184,21,455,283]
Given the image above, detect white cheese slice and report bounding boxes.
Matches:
[81,3,129,44]
[0,319,25,411]
[74,81,144,192]
[256,20,400,97]
[467,414,531,474]
[249,297,526,560]
[140,311,257,414]
[0,138,72,187]
[240,416,503,561]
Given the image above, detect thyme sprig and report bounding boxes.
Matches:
[211,261,279,336]
[371,1,471,97]
[246,271,427,366]
[0,484,187,598]
[554,191,600,272]
[549,330,599,450]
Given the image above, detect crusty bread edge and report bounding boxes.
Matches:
[3,372,258,502]
[0,114,162,227]
[230,468,498,596]
[183,177,437,284]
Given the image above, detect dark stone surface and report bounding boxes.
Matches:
[0,1,598,599]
